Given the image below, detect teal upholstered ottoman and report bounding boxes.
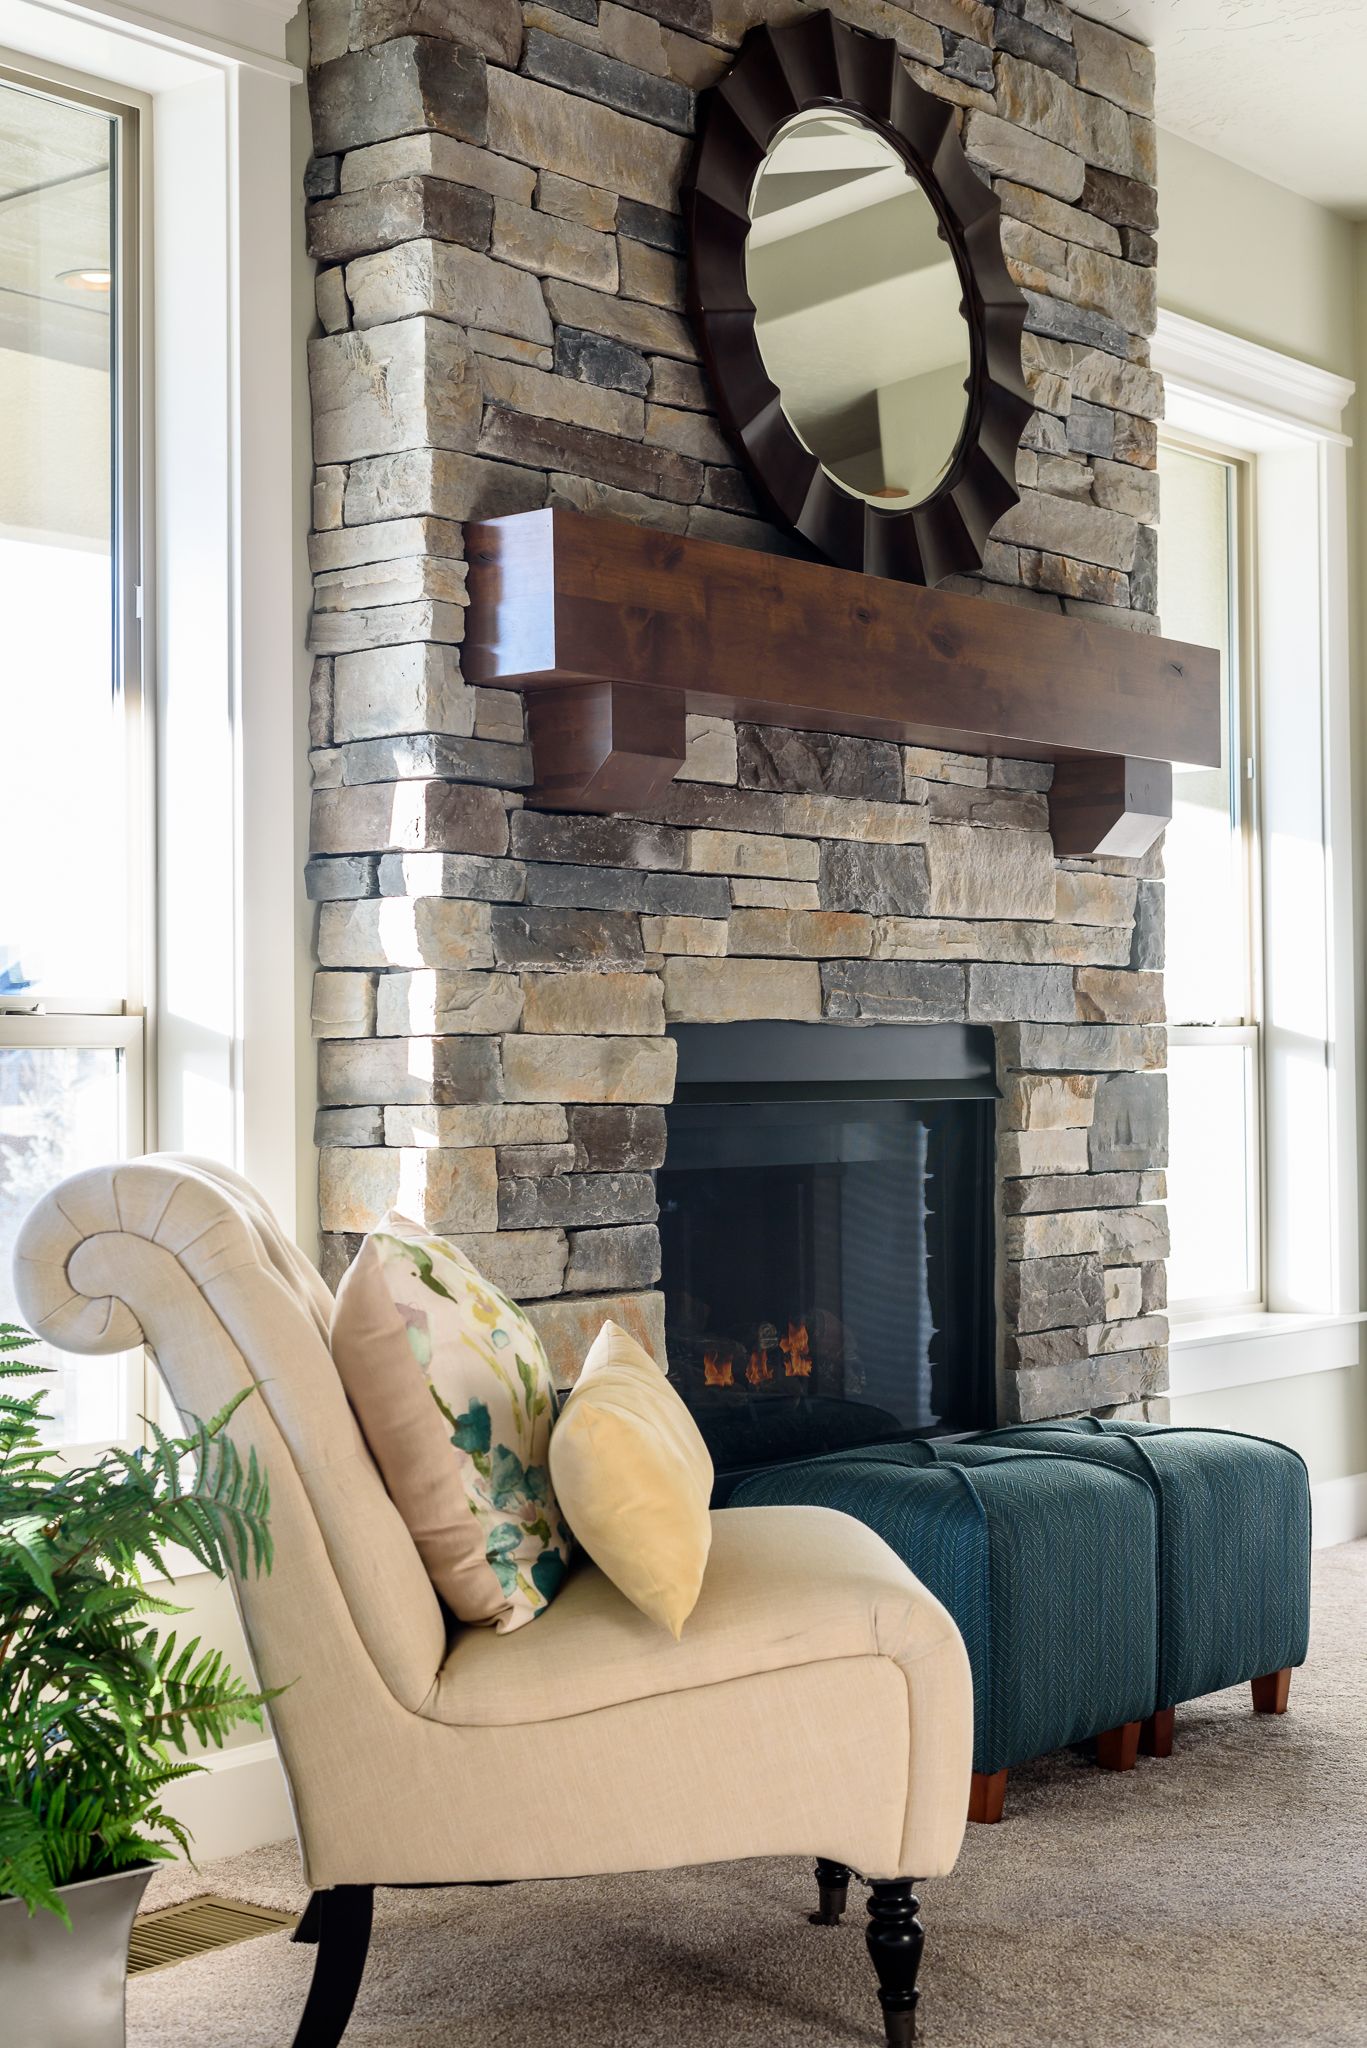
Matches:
[730,1438,1159,1821]
[968,1420,1312,1752]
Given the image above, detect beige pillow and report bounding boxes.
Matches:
[331,1214,572,1632]
[549,1320,714,1638]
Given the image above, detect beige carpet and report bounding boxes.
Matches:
[130,1541,1367,2048]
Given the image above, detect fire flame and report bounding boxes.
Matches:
[745,1347,774,1387]
[780,1320,813,1378]
[703,1350,734,1388]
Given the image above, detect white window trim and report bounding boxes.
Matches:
[0,0,308,1250]
[1155,310,1359,1396]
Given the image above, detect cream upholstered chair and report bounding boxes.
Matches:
[14,1155,973,2047]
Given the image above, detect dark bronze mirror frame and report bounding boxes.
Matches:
[683,12,1034,585]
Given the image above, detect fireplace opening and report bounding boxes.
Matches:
[659,1023,996,1484]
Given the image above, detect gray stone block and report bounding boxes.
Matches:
[569,1104,668,1172]
[1007,1347,1166,1421]
[306,177,492,264]
[1005,1253,1107,1334]
[305,855,379,901]
[314,1106,385,1146]
[618,198,684,253]
[564,1224,662,1293]
[1089,1070,1169,1171]
[819,841,930,917]
[525,863,648,911]
[310,38,487,157]
[554,325,651,397]
[377,852,525,901]
[997,1022,1165,1072]
[498,1170,659,1230]
[737,725,902,801]
[491,906,645,969]
[511,810,685,870]
[1081,164,1158,235]
[993,9,1076,81]
[522,27,693,136]
[1002,1170,1166,1215]
[641,871,731,918]
[1023,289,1131,360]
[968,963,1077,1022]
[317,1035,502,1106]
[821,961,967,1023]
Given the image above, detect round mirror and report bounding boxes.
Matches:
[745,108,973,511]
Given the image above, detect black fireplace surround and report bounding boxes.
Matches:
[659,1022,997,1489]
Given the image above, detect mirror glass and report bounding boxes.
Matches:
[746,108,972,510]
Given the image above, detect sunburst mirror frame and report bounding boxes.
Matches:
[682,11,1034,585]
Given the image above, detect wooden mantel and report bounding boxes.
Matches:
[463,508,1221,858]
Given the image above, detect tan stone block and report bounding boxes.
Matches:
[331,643,474,743]
[994,488,1139,571]
[1005,1209,1106,1260]
[446,1230,568,1300]
[345,240,553,346]
[376,969,522,1035]
[309,318,482,464]
[491,197,619,291]
[311,782,509,857]
[316,266,350,336]
[384,1102,567,1147]
[543,277,696,362]
[1075,969,1165,1024]
[663,956,821,1023]
[319,1146,497,1234]
[1064,244,1156,339]
[676,716,738,786]
[729,879,820,909]
[500,1034,678,1103]
[1092,1314,1168,1355]
[782,796,930,844]
[686,829,820,881]
[1097,1205,1170,1263]
[311,970,377,1039]
[645,401,732,465]
[640,916,729,956]
[313,556,469,613]
[993,52,1138,181]
[998,1128,1091,1177]
[473,687,525,744]
[318,898,495,969]
[903,746,988,788]
[313,466,345,531]
[925,825,1056,921]
[621,239,685,311]
[1072,13,1155,116]
[344,447,546,526]
[526,1289,667,1386]
[486,69,687,212]
[478,352,643,440]
[341,132,536,205]
[963,109,1084,205]
[1104,1266,1143,1321]
[310,515,466,575]
[994,178,1122,257]
[520,972,665,1036]
[1055,869,1139,925]
[536,169,617,231]
[727,910,874,959]
[309,597,466,656]
[1000,1073,1099,1131]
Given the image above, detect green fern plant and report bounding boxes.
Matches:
[0,1322,277,1921]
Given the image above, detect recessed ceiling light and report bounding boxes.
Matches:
[56,266,111,292]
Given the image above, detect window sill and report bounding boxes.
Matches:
[1168,1309,1367,1398]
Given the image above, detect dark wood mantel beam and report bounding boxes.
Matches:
[464,508,1221,856]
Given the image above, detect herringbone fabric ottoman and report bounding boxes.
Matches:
[969,1420,1312,1739]
[731,1439,1158,1806]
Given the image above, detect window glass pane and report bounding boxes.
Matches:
[0,1042,130,1442]
[0,80,125,1003]
[1166,1041,1258,1307]
[1156,445,1244,1025]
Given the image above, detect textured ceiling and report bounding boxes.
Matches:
[1074,0,1367,217]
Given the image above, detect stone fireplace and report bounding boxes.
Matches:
[304,0,1170,1425]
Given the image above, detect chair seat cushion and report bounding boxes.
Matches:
[423,1503,963,1728]
[970,1421,1312,1710]
[732,1441,1159,1775]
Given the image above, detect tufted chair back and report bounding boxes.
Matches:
[13,1156,448,1863]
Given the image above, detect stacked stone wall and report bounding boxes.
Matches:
[305,0,1171,1420]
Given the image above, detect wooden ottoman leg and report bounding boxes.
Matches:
[1252,1667,1292,1715]
[1096,1721,1141,1772]
[968,1770,1008,1825]
[1140,1708,1175,1759]
[811,1860,851,1925]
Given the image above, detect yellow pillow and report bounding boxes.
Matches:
[549,1321,713,1638]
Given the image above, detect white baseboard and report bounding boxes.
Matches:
[1311,1472,1367,1549]
[163,1737,295,1866]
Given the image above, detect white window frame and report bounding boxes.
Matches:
[1155,310,1363,1395]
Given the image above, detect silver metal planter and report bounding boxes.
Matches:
[0,1864,152,2048]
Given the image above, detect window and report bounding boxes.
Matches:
[0,65,147,1450]
[1158,441,1262,1316]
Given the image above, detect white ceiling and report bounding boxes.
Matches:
[1075,0,1367,218]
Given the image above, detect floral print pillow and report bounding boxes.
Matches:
[331,1213,572,1631]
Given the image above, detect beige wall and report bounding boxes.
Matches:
[1158,128,1367,1498]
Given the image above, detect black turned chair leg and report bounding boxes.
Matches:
[292,1892,324,1944]
[865,1880,925,2048]
[290,1885,374,2048]
[810,1859,852,1926]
